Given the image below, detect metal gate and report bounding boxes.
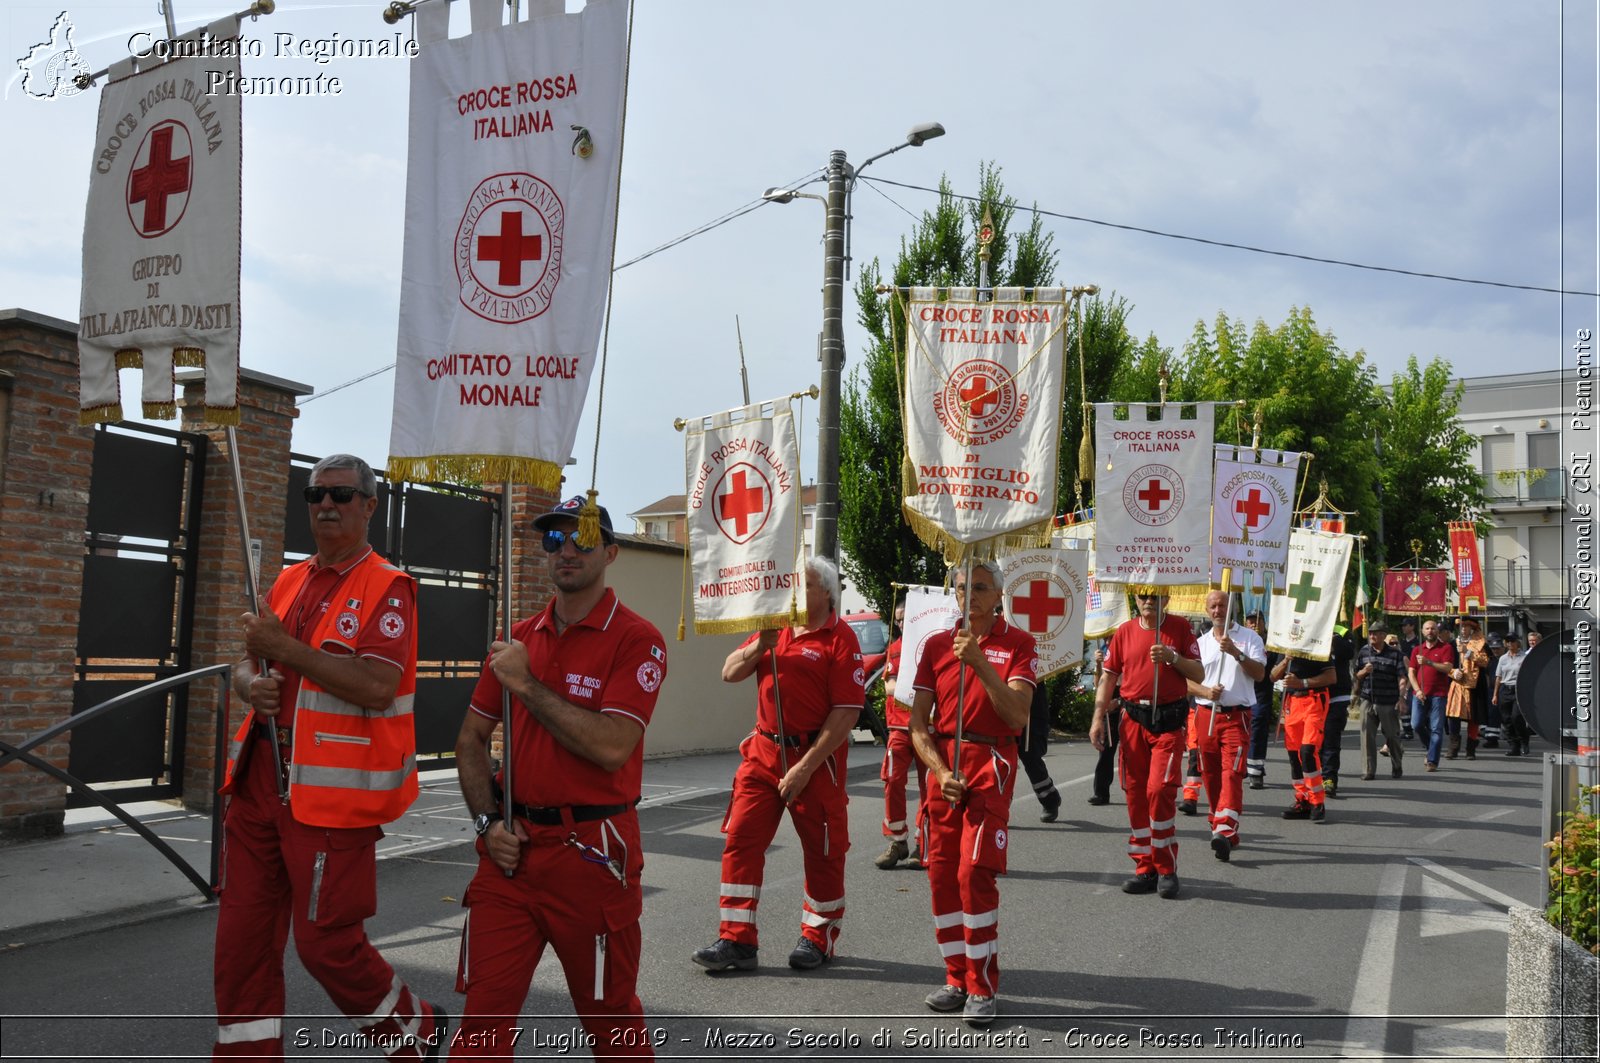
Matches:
[286,455,501,762]
[70,423,207,806]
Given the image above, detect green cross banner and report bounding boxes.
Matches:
[1266,527,1351,659]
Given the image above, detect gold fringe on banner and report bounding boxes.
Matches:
[900,504,1055,565]
[693,610,798,637]
[114,349,142,369]
[141,401,177,419]
[173,348,205,368]
[386,454,566,490]
[79,404,122,427]
[205,404,241,426]
[1119,581,1211,600]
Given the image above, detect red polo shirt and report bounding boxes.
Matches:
[1409,639,1458,699]
[913,618,1038,737]
[271,548,414,728]
[883,637,908,728]
[739,614,864,733]
[1103,614,1200,704]
[469,588,667,807]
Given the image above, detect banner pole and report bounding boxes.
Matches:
[1151,571,1164,713]
[1207,569,1234,739]
[954,556,973,774]
[499,481,515,877]
[224,426,287,803]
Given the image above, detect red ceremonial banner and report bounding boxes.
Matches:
[1382,569,1449,615]
[1448,521,1487,613]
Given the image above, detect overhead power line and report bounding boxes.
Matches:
[861,175,1599,298]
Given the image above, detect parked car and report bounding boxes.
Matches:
[843,611,891,741]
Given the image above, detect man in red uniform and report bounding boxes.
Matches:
[1090,592,1204,899]
[693,556,864,973]
[1185,590,1266,860]
[215,453,446,1061]
[451,495,668,1060]
[910,560,1036,1028]
[876,602,927,869]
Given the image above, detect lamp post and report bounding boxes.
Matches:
[763,121,945,561]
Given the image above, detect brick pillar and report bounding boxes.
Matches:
[179,367,310,811]
[0,311,95,840]
[506,483,559,624]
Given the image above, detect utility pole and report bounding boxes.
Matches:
[814,149,849,561]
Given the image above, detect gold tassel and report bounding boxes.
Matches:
[1078,433,1093,482]
[575,487,603,550]
[902,452,918,495]
[676,617,686,642]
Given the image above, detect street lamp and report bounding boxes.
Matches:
[765,121,945,561]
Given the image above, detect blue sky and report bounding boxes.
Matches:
[4,0,1595,520]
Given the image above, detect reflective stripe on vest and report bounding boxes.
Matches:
[296,689,416,719]
[291,755,417,792]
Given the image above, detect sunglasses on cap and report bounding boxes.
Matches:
[303,484,367,504]
[541,528,604,554]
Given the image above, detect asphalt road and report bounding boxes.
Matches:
[0,732,1550,1061]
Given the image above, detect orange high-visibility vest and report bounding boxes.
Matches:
[222,551,419,827]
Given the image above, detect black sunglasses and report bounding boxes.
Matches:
[303,485,367,504]
[541,528,600,554]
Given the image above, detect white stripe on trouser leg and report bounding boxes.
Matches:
[804,892,845,912]
[933,910,963,930]
[719,907,756,922]
[1217,808,1239,822]
[1152,835,1173,849]
[1150,818,1175,832]
[719,882,760,898]
[963,909,997,930]
[1128,842,1152,855]
[884,818,906,832]
[938,939,965,957]
[217,1018,282,1044]
[595,934,606,1002]
[357,975,403,1026]
[964,939,996,959]
[801,910,840,928]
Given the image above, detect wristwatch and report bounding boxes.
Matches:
[473,811,502,838]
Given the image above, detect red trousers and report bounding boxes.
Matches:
[1181,713,1203,803]
[1284,689,1328,807]
[213,738,440,1061]
[880,728,927,842]
[1117,714,1185,876]
[920,736,1015,998]
[716,732,848,953]
[452,813,650,1061]
[1193,705,1249,843]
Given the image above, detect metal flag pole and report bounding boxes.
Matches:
[225,426,287,803]
[1207,574,1234,740]
[499,481,516,876]
[953,556,974,773]
[1151,577,1164,713]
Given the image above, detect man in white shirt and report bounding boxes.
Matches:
[1186,590,1267,862]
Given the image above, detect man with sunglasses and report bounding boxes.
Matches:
[450,495,667,1059]
[1090,591,1204,899]
[216,454,446,1060]
[909,560,1036,1027]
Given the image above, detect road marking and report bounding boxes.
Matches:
[1343,859,1407,1056]
[1408,856,1522,909]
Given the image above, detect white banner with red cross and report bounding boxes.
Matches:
[683,396,805,635]
[893,585,963,708]
[1001,544,1088,680]
[1266,527,1352,661]
[1092,402,1217,587]
[78,16,243,426]
[901,287,1071,560]
[388,0,627,488]
[1211,445,1301,589]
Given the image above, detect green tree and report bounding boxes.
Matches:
[1375,355,1487,567]
[1055,293,1142,515]
[839,164,1058,616]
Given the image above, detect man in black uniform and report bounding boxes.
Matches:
[1244,612,1279,791]
[1319,628,1356,795]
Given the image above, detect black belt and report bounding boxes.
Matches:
[1118,697,1190,734]
[1199,703,1250,712]
[493,784,635,825]
[931,730,1015,747]
[756,727,818,747]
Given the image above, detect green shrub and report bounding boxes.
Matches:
[1545,784,1600,956]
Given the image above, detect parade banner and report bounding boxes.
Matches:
[1211,446,1300,587]
[1055,516,1098,577]
[1448,521,1487,613]
[388,0,627,488]
[1002,545,1088,680]
[902,287,1070,559]
[684,397,804,635]
[1083,577,1129,640]
[893,585,963,708]
[1266,528,1352,661]
[1093,402,1217,586]
[79,16,242,425]
[1382,568,1450,615]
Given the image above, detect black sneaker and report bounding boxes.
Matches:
[1211,834,1231,862]
[1310,804,1326,823]
[788,937,829,970]
[1157,873,1181,899]
[693,937,758,972]
[1122,872,1158,894]
[1178,798,1198,816]
[1087,793,1111,806]
[1247,776,1265,790]
[1039,794,1061,823]
[1282,801,1311,820]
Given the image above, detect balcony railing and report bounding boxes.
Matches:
[1485,562,1569,602]
[1483,467,1566,506]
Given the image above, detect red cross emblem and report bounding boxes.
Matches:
[1122,464,1184,527]
[1136,478,1170,511]
[126,121,192,238]
[713,463,772,544]
[934,359,1022,446]
[959,376,998,417]
[1233,486,1274,531]
[1011,578,1067,635]
[477,211,542,287]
